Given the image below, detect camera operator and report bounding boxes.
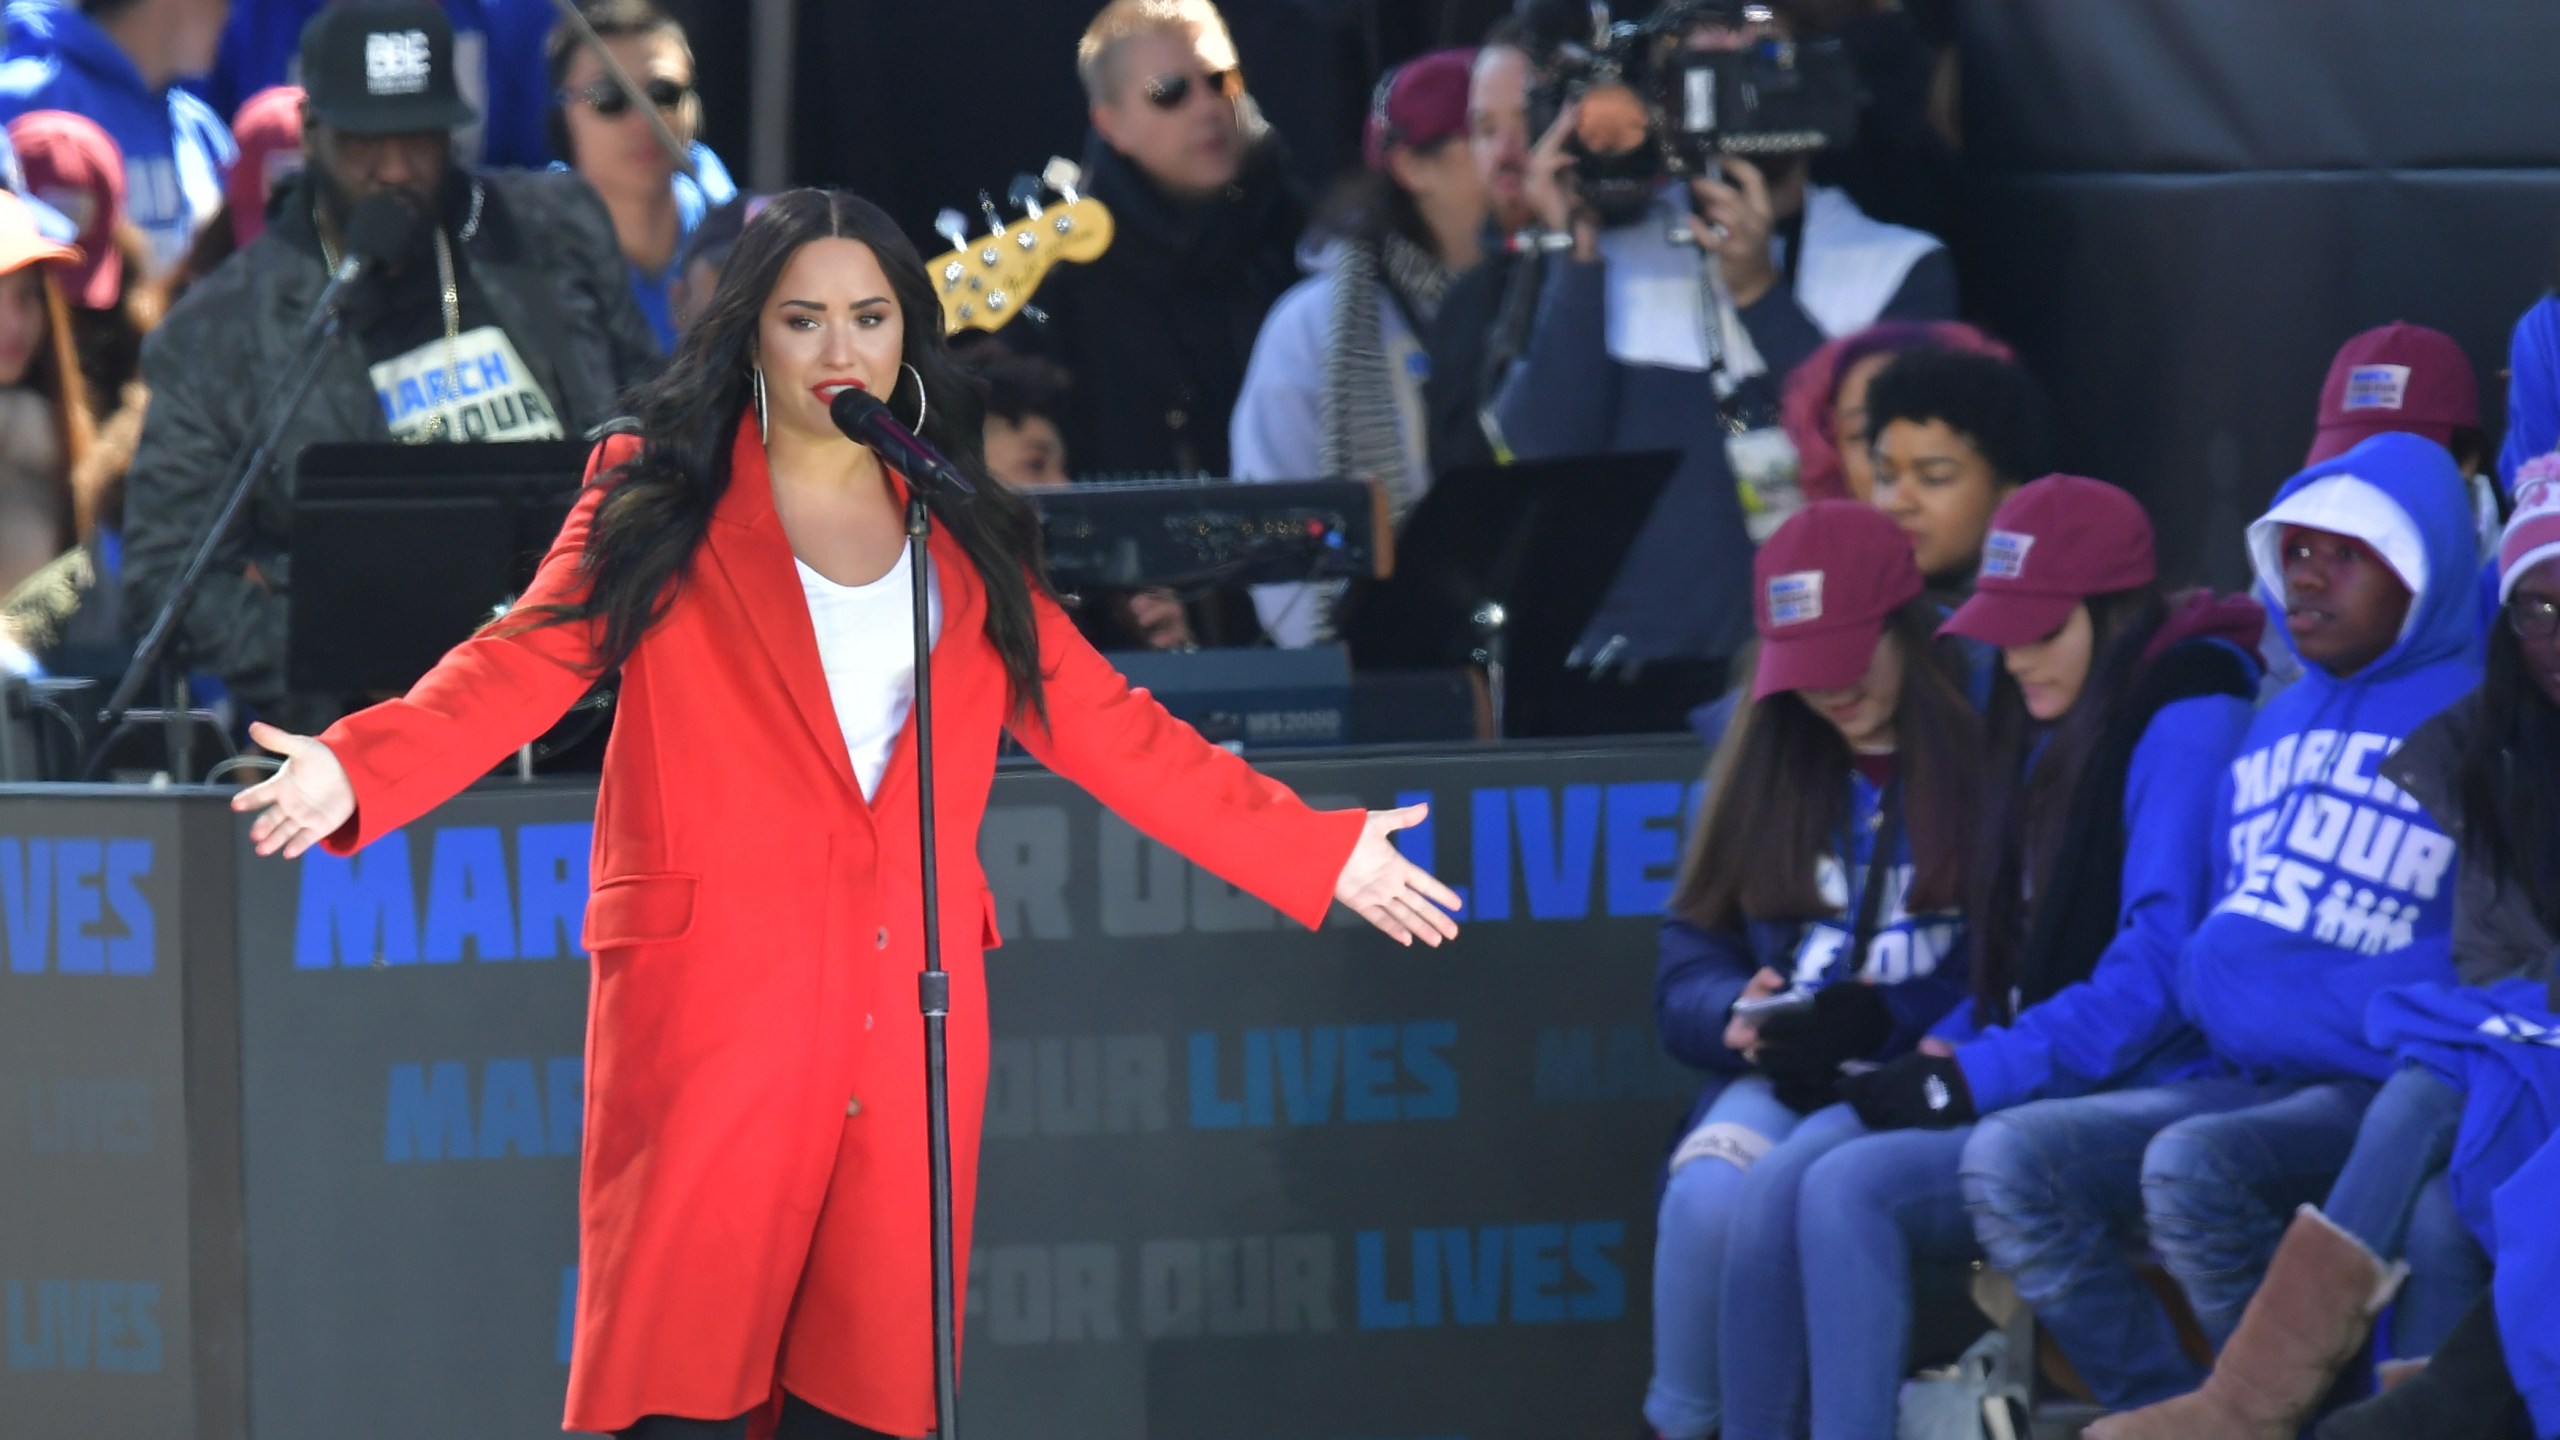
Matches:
[1491,0,1952,727]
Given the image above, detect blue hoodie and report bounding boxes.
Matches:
[2179,432,2483,1081]
[0,0,234,270]
[1655,765,1969,1076]
[1944,614,2266,1114]
[2501,294,2560,496]
[2367,979,2560,1250]
[201,0,557,169]
[2492,1128,2560,1439]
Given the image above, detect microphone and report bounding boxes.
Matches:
[830,387,978,497]
[301,192,420,341]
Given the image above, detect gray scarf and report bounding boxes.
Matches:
[1320,232,1451,523]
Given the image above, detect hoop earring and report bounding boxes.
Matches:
[751,365,768,444]
[902,361,928,433]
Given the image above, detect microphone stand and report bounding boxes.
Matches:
[906,485,962,1439]
[92,304,354,781]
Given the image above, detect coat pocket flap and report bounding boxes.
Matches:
[584,872,700,951]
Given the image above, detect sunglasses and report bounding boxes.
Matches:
[2511,593,2560,640]
[562,77,692,117]
[1142,67,1240,111]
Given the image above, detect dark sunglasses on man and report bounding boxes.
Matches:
[561,77,692,117]
[1142,67,1241,111]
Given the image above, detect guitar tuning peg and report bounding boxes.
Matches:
[978,191,1004,231]
[1041,156,1084,204]
[1008,173,1045,218]
[1021,303,1051,327]
[934,208,968,251]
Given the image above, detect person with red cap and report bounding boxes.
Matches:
[8,109,160,426]
[1643,499,1983,1440]
[1231,47,1489,645]
[0,187,89,595]
[223,84,304,249]
[1722,475,2263,1439]
[2307,322,2498,560]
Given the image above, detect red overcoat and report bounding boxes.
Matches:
[315,422,1364,1436]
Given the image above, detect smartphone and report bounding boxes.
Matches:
[1732,987,1814,1020]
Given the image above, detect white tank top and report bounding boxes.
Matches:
[795,545,944,800]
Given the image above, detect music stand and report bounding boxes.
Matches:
[1332,451,1679,739]
[287,442,589,695]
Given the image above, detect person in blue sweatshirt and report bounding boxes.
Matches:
[1716,476,2264,1440]
[0,0,235,271]
[202,0,558,169]
[1952,432,2482,1417]
[1643,500,1983,1440]
[2105,473,2560,1440]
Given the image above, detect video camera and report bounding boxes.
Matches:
[1520,0,1862,227]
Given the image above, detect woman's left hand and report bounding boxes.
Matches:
[1333,804,1463,947]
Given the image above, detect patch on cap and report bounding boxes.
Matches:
[2342,364,2411,414]
[1766,571,1824,626]
[1982,529,2035,580]
[365,30,435,97]
[2519,476,2560,518]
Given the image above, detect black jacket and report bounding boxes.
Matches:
[2386,692,2560,991]
[122,169,656,724]
[1027,128,1307,479]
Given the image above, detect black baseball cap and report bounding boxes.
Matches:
[300,0,480,137]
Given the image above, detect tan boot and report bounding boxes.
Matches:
[2082,1207,2407,1440]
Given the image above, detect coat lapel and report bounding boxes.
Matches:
[702,421,865,805]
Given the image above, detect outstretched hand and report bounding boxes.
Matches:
[230,721,356,859]
[1333,804,1463,948]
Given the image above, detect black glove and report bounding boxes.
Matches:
[1842,1051,1977,1131]
[1752,983,1897,1113]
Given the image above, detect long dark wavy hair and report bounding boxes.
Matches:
[2455,609,2560,935]
[524,188,1053,722]
[1967,584,2166,1019]
[1671,600,1984,930]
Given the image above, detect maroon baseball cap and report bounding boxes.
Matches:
[2306,323,2479,465]
[9,110,123,309]
[1363,48,1475,171]
[1751,500,1924,700]
[1940,475,2157,647]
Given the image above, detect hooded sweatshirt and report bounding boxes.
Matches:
[1655,763,1969,1076]
[2491,1128,2560,1440]
[1945,596,2266,1114]
[0,0,235,269]
[2180,432,2484,1081]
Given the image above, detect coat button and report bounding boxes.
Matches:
[865,1013,875,1031]
[846,1097,863,1117]
[875,926,889,949]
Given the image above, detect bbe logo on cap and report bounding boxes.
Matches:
[365,30,433,96]
[1767,571,1824,625]
[2342,364,2412,413]
[1982,529,2034,580]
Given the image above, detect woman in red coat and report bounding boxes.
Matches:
[230,189,1461,1440]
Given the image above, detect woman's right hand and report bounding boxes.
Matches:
[1723,967,1789,1056]
[231,721,356,859]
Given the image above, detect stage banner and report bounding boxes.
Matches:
[0,789,244,1440]
[226,740,1707,1439]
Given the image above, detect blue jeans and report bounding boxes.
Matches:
[1719,1103,1874,1440]
[2322,1065,2489,1356]
[1960,1075,2315,1408]
[1647,1076,1805,1439]
[2143,1078,2379,1345]
[1798,1124,1979,1440]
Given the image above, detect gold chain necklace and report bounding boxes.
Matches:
[316,196,466,442]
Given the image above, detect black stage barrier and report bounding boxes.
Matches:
[0,740,1709,1438]
[1960,0,2560,594]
